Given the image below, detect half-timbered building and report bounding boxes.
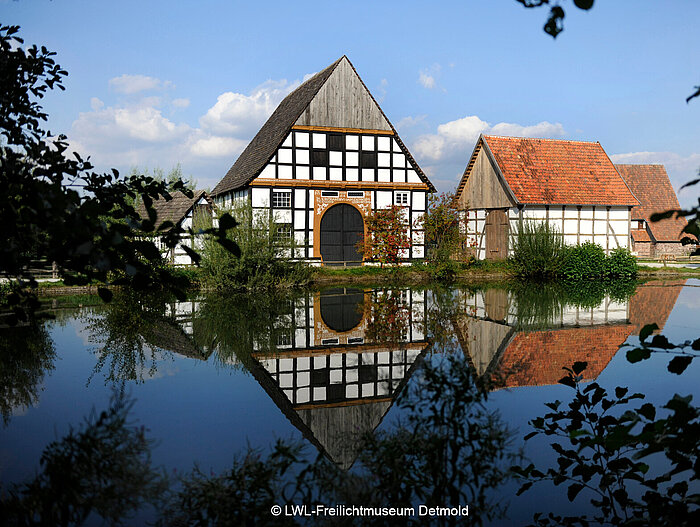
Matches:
[455,135,639,260]
[136,190,213,266]
[211,56,435,265]
[615,164,694,257]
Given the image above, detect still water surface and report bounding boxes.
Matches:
[1,279,698,524]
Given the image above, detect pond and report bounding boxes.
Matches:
[1,279,698,525]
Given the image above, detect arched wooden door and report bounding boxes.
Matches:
[319,288,364,332]
[485,209,509,260]
[320,204,364,265]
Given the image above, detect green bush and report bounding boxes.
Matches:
[200,203,311,290]
[604,247,638,279]
[510,221,567,279]
[561,241,606,280]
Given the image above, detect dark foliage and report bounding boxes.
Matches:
[0,392,166,526]
[0,25,237,323]
[513,362,700,526]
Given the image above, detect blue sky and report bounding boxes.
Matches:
[4,0,699,205]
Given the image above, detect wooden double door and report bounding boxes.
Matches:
[320,204,364,265]
[484,209,509,260]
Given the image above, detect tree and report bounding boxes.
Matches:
[129,163,198,192]
[421,192,463,263]
[0,25,237,323]
[358,205,411,267]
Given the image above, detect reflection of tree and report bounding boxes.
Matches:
[0,324,56,426]
[83,290,177,385]
[1,392,165,526]
[193,290,300,369]
[160,352,517,526]
[364,289,410,344]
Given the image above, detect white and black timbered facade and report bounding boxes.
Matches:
[211,56,435,265]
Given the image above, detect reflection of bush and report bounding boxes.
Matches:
[193,290,304,369]
[159,352,516,527]
[1,392,165,525]
[83,290,179,385]
[0,324,55,425]
[510,280,637,330]
[363,289,410,344]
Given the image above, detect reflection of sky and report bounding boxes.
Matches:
[484,279,700,524]
[1,281,698,525]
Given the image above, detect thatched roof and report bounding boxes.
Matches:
[136,190,210,228]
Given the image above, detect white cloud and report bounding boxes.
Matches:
[418,71,436,89]
[418,63,442,90]
[67,74,309,189]
[199,79,299,137]
[109,74,173,95]
[396,114,427,130]
[171,98,190,109]
[413,115,565,163]
[190,135,247,158]
[73,103,191,145]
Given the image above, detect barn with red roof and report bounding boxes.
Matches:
[615,164,694,257]
[455,134,639,260]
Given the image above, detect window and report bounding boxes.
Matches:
[277,333,292,347]
[395,192,409,206]
[321,191,339,197]
[361,151,377,169]
[275,224,292,242]
[328,133,345,151]
[272,191,291,208]
[312,149,328,167]
[347,191,364,198]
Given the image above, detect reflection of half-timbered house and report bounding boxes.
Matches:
[456,135,639,260]
[247,288,430,469]
[451,283,684,390]
[211,57,435,265]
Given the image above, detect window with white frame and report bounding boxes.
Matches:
[272,190,292,208]
[395,192,409,206]
[275,223,293,241]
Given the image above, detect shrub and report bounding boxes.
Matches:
[510,221,567,279]
[357,205,410,267]
[604,247,638,279]
[561,241,606,280]
[200,202,310,289]
[421,192,463,264]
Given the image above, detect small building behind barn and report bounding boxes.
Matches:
[615,164,693,257]
[455,135,639,260]
[136,190,213,266]
[210,56,435,266]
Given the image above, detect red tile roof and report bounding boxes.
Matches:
[615,164,688,242]
[491,325,634,389]
[631,229,651,243]
[480,135,639,206]
[628,279,686,335]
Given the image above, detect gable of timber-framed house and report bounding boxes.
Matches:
[455,134,640,260]
[210,56,435,266]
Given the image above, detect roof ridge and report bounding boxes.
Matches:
[483,134,600,145]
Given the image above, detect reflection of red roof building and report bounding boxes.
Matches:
[491,325,634,389]
[628,279,686,334]
[451,280,687,391]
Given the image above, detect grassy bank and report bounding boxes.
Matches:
[11,258,700,299]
